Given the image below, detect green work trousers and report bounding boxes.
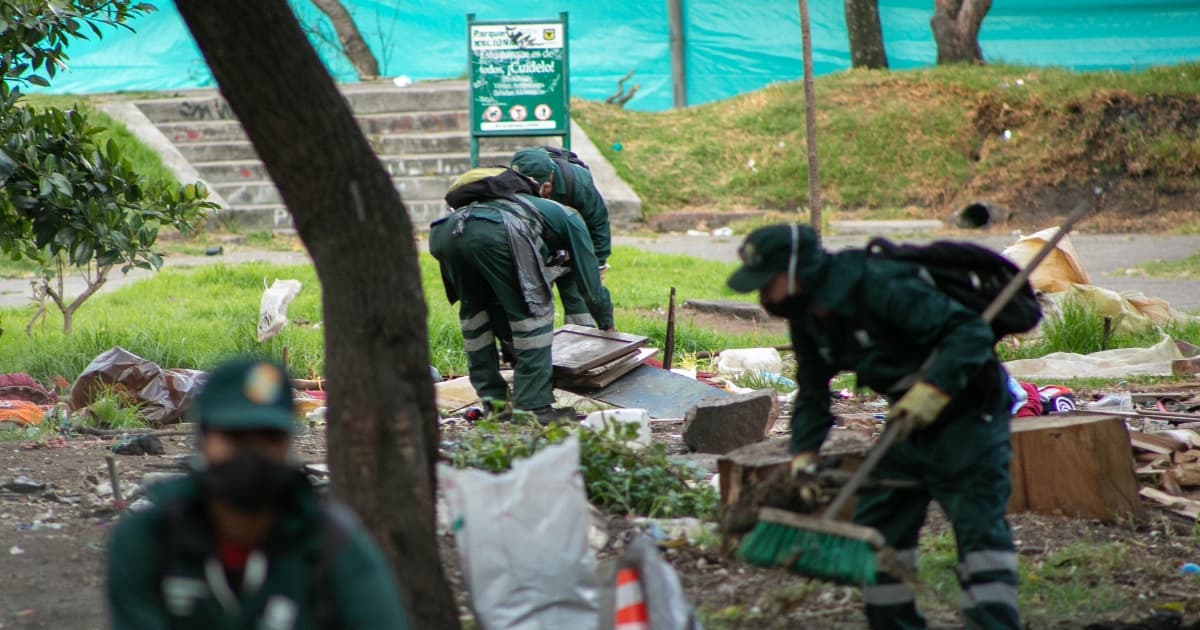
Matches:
[854,414,1020,630]
[556,274,611,328]
[451,220,555,410]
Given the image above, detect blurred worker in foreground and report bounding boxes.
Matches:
[430,167,611,424]
[728,224,1019,630]
[107,358,411,629]
[512,146,614,328]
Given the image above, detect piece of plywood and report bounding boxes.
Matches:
[555,348,658,389]
[1130,431,1185,455]
[1140,486,1200,520]
[572,364,731,419]
[551,325,647,375]
[1008,414,1142,522]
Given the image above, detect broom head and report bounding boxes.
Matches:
[737,507,886,586]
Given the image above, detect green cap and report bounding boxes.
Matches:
[194,358,295,432]
[510,148,556,184]
[727,224,820,293]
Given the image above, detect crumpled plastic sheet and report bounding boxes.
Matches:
[1003,334,1190,380]
[69,347,206,425]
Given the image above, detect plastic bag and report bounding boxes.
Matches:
[257,279,302,342]
[598,535,702,630]
[69,347,206,425]
[439,436,599,630]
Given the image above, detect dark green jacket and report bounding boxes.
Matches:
[107,473,410,630]
[431,193,613,329]
[550,164,611,266]
[788,250,1009,454]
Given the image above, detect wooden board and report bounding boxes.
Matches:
[568,364,731,419]
[555,348,658,389]
[1141,486,1200,520]
[550,325,647,375]
[1008,414,1142,522]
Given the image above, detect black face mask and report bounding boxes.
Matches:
[763,294,808,319]
[203,449,296,514]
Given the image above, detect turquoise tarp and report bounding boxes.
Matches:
[29,0,1200,111]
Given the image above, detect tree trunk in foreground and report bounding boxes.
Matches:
[845,0,889,69]
[310,0,380,80]
[174,2,457,627]
[931,0,991,64]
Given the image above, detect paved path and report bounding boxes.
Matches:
[2,232,1197,311]
[615,232,1200,311]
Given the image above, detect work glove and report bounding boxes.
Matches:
[599,264,609,281]
[789,451,818,477]
[887,381,951,440]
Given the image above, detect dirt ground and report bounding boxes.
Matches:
[6,381,1200,629]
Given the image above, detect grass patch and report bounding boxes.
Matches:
[997,295,1200,362]
[0,247,783,383]
[573,63,1200,216]
[919,533,1133,624]
[1134,251,1200,279]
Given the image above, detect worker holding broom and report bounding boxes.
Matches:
[511,147,614,329]
[727,224,1019,630]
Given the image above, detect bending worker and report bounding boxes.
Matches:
[511,147,613,329]
[727,224,1019,630]
[107,358,411,629]
[430,167,612,425]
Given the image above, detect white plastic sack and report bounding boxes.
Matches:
[715,348,783,377]
[257,279,302,342]
[1003,334,1185,380]
[439,436,599,630]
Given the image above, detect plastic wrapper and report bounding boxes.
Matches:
[1001,228,1089,293]
[69,347,206,425]
[257,279,302,342]
[439,436,599,630]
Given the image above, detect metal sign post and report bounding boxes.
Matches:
[467,13,571,167]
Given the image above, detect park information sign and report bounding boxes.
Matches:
[467,13,570,165]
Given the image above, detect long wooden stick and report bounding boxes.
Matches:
[798,0,822,239]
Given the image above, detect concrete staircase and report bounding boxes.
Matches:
[117,81,640,232]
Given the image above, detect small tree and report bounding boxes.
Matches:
[931,0,992,64]
[0,1,214,333]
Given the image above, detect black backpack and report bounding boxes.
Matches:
[444,166,540,210]
[543,146,588,198]
[865,238,1042,340]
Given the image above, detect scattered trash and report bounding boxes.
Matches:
[392,74,413,88]
[70,347,206,425]
[611,142,623,152]
[0,373,58,404]
[711,227,734,238]
[1180,563,1200,575]
[257,278,302,342]
[1086,391,1134,412]
[715,348,784,377]
[3,476,46,494]
[204,245,223,256]
[607,535,701,630]
[583,408,651,448]
[9,545,24,555]
[1004,335,1193,380]
[439,436,598,630]
[1002,227,1089,293]
[0,400,46,426]
[112,434,166,456]
[685,229,707,237]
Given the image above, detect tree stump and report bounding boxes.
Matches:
[1008,414,1142,522]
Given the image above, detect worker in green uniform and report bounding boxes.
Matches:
[727,224,1019,630]
[511,147,614,329]
[430,167,612,424]
[107,358,411,630]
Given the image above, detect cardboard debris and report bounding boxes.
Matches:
[551,326,647,375]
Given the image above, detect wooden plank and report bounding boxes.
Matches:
[1173,463,1200,487]
[1129,431,1183,455]
[1140,486,1200,520]
[1008,414,1142,522]
[555,348,657,389]
[550,325,647,375]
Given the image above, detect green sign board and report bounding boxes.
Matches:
[467,13,570,165]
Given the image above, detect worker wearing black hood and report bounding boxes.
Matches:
[728,224,1019,630]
